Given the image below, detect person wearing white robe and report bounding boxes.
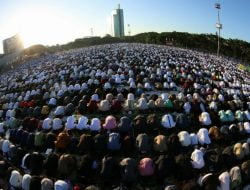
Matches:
[9,170,22,190]
[52,118,63,130]
[244,110,250,121]
[103,82,111,90]
[229,166,242,189]
[178,131,191,147]
[65,116,76,130]
[77,116,89,130]
[161,93,168,102]
[191,149,205,169]
[22,174,31,190]
[242,142,250,156]
[218,171,230,190]
[48,98,57,106]
[199,112,212,126]
[190,133,199,145]
[244,122,250,133]
[161,114,176,128]
[42,118,53,130]
[124,93,135,111]
[54,106,65,116]
[197,128,211,145]
[89,118,101,132]
[81,83,88,91]
[137,98,148,110]
[209,101,218,111]
[91,94,100,102]
[98,100,111,112]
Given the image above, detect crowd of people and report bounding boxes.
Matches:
[0,43,250,190]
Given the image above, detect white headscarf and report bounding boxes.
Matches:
[22,174,31,190]
[218,171,230,190]
[229,166,241,185]
[65,116,76,130]
[52,118,63,130]
[90,118,101,131]
[41,178,53,190]
[81,83,88,90]
[191,149,205,169]
[91,94,99,101]
[244,110,250,121]
[130,81,136,88]
[9,170,22,188]
[242,142,250,156]
[54,180,69,190]
[54,106,65,116]
[244,122,250,133]
[21,153,30,169]
[144,82,151,89]
[42,118,52,130]
[77,116,89,130]
[178,131,191,147]
[74,83,81,91]
[209,101,217,111]
[161,114,176,128]
[127,93,135,101]
[48,98,57,105]
[104,82,111,90]
[197,128,211,145]
[199,112,212,126]
[161,93,168,101]
[190,133,198,145]
[137,98,148,110]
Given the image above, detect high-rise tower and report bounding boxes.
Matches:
[111,4,124,37]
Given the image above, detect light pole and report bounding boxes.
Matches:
[215,3,222,56]
[90,28,94,36]
[127,24,131,36]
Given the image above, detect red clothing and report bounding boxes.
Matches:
[27,100,36,108]
[111,99,122,112]
[87,100,98,113]
[20,101,28,108]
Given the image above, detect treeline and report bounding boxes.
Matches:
[22,32,250,64]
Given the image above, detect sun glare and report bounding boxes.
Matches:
[9,6,73,48]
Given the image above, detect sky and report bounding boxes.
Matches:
[0,0,250,53]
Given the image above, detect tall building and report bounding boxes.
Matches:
[111,4,124,37]
[3,34,23,54]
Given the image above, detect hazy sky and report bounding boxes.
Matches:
[0,0,250,53]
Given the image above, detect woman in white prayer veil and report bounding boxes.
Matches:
[218,171,230,190]
[124,93,135,111]
[65,116,76,130]
[89,118,101,132]
[77,116,89,130]
[199,112,212,126]
[137,97,148,111]
[161,114,176,128]
[191,148,205,169]
[197,128,211,145]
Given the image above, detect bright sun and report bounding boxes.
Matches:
[9,6,73,48]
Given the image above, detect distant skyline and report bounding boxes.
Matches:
[0,0,250,53]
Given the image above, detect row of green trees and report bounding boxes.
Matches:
[23,32,250,65]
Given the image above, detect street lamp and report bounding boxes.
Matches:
[215,3,222,56]
[127,24,131,36]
